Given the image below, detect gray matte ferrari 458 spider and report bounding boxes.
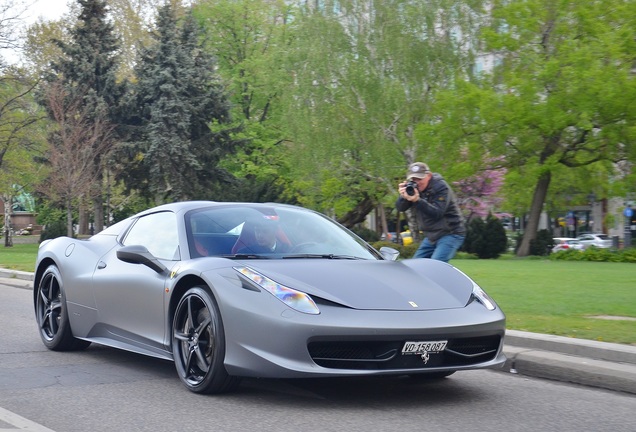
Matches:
[34,201,506,394]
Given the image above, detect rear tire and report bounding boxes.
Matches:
[35,265,91,351]
[172,286,240,394]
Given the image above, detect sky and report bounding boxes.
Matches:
[1,0,70,63]
[22,0,70,24]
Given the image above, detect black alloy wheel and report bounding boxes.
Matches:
[172,286,239,394]
[35,265,90,351]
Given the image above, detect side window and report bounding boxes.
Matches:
[123,212,179,260]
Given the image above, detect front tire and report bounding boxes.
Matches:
[35,265,91,351]
[172,286,240,394]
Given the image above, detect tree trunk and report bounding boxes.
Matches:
[338,196,376,228]
[66,199,74,238]
[3,196,13,247]
[405,209,420,242]
[93,195,104,234]
[378,203,389,237]
[517,171,552,256]
[78,199,89,235]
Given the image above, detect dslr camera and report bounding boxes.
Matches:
[405,180,418,196]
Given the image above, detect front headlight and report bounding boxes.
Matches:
[234,266,320,315]
[452,267,497,311]
[472,283,496,311]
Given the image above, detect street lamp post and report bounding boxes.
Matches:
[624,205,633,249]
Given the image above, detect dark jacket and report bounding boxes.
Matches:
[396,173,466,243]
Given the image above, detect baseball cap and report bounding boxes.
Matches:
[406,162,430,179]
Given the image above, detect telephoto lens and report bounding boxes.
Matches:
[405,180,418,196]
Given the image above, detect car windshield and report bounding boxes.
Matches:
[185,205,381,260]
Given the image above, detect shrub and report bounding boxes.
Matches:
[462,214,508,259]
[40,220,68,241]
[462,217,485,254]
[529,229,553,256]
[549,246,636,263]
[352,226,380,242]
[371,241,418,258]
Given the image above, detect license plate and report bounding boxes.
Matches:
[401,340,448,355]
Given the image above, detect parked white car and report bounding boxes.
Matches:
[576,233,613,249]
[552,238,585,253]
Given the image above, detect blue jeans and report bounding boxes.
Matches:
[413,234,465,262]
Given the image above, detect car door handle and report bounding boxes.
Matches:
[97,261,107,269]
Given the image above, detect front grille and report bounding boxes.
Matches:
[308,335,501,370]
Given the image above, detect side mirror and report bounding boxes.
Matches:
[379,246,400,261]
[117,245,168,274]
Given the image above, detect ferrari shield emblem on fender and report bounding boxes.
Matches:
[170,267,180,279]
[409,301,418,308]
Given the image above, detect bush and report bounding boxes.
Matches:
[351,226,380,242]
[529,229,554,256]
[371,240,418,258]
[40,220,68,241]
[462,218,485,254]
[462,214,508,259]
[549,246,636,263]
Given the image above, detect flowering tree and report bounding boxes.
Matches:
[453,167,506,222]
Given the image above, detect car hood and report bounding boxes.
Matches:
[240,259,474,311]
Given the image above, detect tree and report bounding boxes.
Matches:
[0,0,28,56]
[427,0,636,256]
[453,162,506,222]
[0,66,47,246]
[23,0,162,79]
[118,3,239,203]
[106,0,164,78]
[48,0,124,233]
[280,0,486,226]
[23,16,70,75]
[37,81,114,237]
[193,0,297,203]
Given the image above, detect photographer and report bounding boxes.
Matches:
[396,162,466,262]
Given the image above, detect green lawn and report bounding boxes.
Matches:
[2,243,634,345]
[452,259,636,345]
[0,243,39,272]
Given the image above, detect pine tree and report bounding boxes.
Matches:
[120,4,239,203]
[48,0,123,233]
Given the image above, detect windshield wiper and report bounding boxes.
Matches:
[223,254,272,259]
[282,254,363,260]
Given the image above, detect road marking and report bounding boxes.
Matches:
[0,407,55,432]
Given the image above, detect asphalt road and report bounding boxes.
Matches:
[1,282,635,432]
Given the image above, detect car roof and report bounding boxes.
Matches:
[99,201,308,237]
[137,201,303,215]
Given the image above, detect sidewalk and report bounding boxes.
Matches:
[1,269,635,395]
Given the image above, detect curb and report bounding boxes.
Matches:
[0,268,34,281]
[1,269,635,395]
[503,330,636,395]
[502,345,636,395]
[0,271,33,290]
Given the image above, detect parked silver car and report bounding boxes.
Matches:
[576,233,612,249]
[552,238,584,253]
